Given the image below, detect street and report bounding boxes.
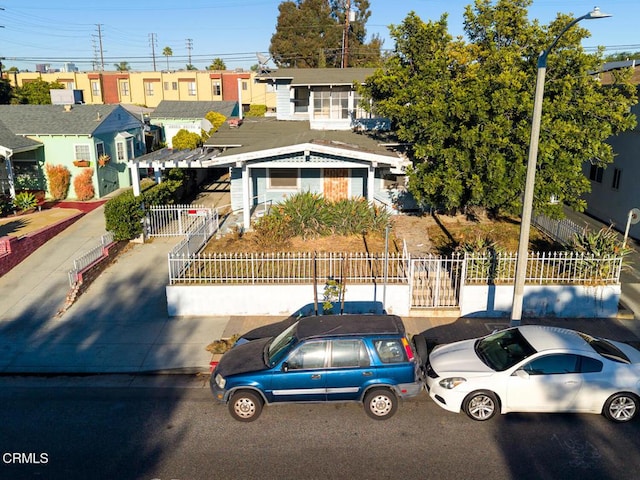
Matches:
[1,376,639,480]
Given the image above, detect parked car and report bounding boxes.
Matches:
[426,325,640,423]
[210,314,426,422]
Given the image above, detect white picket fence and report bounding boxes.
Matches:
[68,232,115,286]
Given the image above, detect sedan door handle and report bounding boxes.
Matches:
[311,374,322,380]
[362,371,374,377]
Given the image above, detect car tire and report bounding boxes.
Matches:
[463,391,498,421]
[603,392,638,423]
[364,388,398,420]
[229,390,263,422]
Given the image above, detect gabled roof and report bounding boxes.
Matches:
[256,68,377,86]
[150,100,238,120]
[204,117,401,162]
[0,104,136,136]
[0,120,41,152]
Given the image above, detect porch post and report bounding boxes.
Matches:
[3,153,16,199]
[367,164,375,202]
[241,162,251,230]
[130,162,141,196]
[154,165,162,184]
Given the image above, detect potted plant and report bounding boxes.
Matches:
[98,154,111,167]
[73,159,90,167]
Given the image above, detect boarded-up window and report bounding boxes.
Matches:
[269,168,298,189]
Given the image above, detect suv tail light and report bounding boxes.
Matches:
[401,337,414,361]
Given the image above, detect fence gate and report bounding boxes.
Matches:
[146,205,216,237]
[410,256,463,308]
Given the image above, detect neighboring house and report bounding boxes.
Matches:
[0,104,146,199]
[4,70,276,110]
[581,67,640,241]
[0,121,44,197]
[255,68,389,131]
[149,100,239,148]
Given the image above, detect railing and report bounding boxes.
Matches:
[168,214,220,281]
[464,251,622,285]
[168,251,409,285]
[146,204,217,237]
[68,232,115,286]
[532,214,584,246]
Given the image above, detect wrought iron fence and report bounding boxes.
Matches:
[532,214,584,246]
[146,204,217,237]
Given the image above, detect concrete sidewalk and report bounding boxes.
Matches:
[1,200,640,375]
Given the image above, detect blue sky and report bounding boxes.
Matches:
[0,1,638,72]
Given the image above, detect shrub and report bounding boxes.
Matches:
[570,226,632,279]
[0,194,13,217]
[104,189,145,241]
[245,105,267,117]
[12,191,38,211]
[45,164,71,200]
[73,168,95,201]
[276,191,330,238]
[172,129,202,150]
[252,213,293,249]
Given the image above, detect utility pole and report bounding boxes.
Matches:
[149,33,158,72]
[341,0,351,68]
[91,24,105,71]
[186,38,193,67]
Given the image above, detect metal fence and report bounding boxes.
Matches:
[410,255,465,308]
[464,251,622,285]
[168,251,409,285]
[532,214,584,246]
[146,204,217,237]
[68,232,115,286]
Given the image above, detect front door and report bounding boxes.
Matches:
[323,168,349,201]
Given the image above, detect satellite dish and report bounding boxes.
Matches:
[256,52,272,74]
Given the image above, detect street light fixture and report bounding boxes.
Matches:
[510,7,612,326]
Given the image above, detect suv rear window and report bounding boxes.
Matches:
[374,339,406,364]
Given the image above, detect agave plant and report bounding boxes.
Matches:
[12,191,38,211]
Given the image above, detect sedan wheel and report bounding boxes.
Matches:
[464,391,498,421]
[603,393,638,423]
[229,391,263,422]
[364,388,398,420]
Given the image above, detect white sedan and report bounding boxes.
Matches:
[426,325,640,422]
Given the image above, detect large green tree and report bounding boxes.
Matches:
[270,0,382,68]
[14,79,64,104]
[360,0,636,218]
[0,79,12,104]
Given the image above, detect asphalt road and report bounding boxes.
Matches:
[1,376,639,480]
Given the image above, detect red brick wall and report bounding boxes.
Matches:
[0,213,84,277]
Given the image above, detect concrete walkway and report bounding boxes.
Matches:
[1,196,640,374]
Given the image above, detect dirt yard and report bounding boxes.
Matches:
[202,213,557,256]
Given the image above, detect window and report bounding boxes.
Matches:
[313,88,331,119]
[96,143,105,158]
[331,88,349,119]
[172,82,178,90]
[287,341,327,370]
[91,80,101,97]
[242,81,248,91]
[163,82,170,91]
[116,142,125,161]
[589,164,603,183]
[612,168,622,190]
[144,82,154,96]
[374,339,407,364]
[74,144,91,161]
[330,340,370,368]
[212,81,221,96]
[269,168,298,189]
[522,354,580,375]
[354,92,377,119]
[188,82,197,96]
[120,80,129,96]
[293,87,309,113]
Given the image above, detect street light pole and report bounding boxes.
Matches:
[510,7,611,326]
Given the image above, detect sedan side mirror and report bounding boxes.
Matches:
[514,369,530,379]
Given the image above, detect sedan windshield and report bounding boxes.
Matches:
[475,328,537,371]
[267,321,299,366]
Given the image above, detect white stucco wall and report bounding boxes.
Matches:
[166,284,411,317]
[460,284,621,318]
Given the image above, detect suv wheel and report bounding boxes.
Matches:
[364,388,398,420]
[229,390,263,422]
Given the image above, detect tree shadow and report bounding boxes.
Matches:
[0,218,30,237]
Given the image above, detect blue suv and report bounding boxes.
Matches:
[210,314,425,421]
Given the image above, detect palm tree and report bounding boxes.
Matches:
[163,46,173,70]
[208,58,226,70]
[114,61,130,71]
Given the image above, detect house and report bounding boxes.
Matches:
[149,100,239,148]
[581,66,640,242]
[129,69,411,227]
[0,104,146,200]
[255,68,390,131]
